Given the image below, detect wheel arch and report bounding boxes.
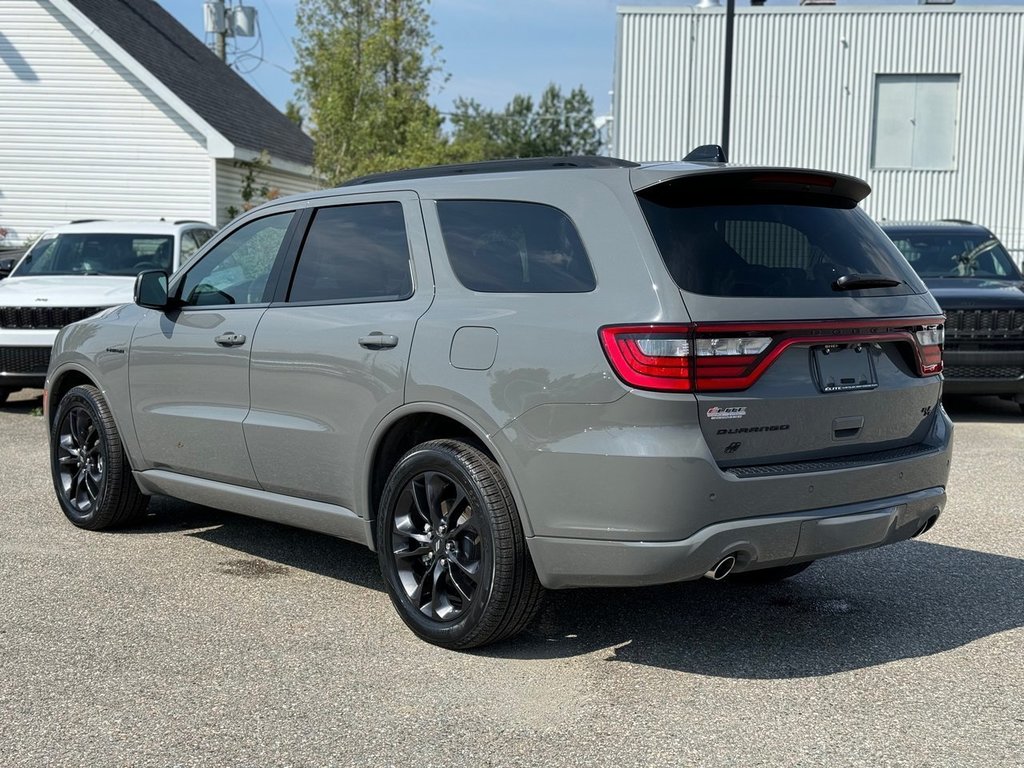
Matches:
[363,403,534,551]
[46,365,99,431]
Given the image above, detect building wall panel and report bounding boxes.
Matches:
[215,160,319,227]
[0,0,211,244]
[615,7,1024,260]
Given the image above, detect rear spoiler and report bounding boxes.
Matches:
[631,166,871,203]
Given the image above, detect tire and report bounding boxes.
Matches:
[376,439,544,649]
[0,388,10,406]
[50,384,148,530]
[732,560,814,584]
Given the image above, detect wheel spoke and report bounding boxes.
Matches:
[412,558,443,611]
[429,564,454,620]
[442,485,469,528]
[449,551,480,584]
[393,541,431,560]
[446,565,474,603]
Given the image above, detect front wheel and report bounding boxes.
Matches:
[377,439,544,649]
[50,384,148,529]
[0,388,10,406]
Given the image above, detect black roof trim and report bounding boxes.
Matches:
[341,156,640,186]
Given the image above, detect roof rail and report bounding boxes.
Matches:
[174,219,209,225]
[69,219,104,224]
[341,156,640,186]
[936,218,973,225]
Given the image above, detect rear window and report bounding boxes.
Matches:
[637,184,920,298]
[437,201,596,293]
[884,230,1021,279]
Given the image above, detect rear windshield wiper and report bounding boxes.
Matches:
[832,273,902,291]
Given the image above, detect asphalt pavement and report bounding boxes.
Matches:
[1,389,1021,767]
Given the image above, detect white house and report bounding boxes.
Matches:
[0,0,319,246]
[613,3,1024,263]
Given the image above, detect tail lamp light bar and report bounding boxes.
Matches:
[600,318,944,393]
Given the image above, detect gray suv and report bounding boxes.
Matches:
[45,155,953,649]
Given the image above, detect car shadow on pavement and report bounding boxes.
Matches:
[943,394,1022,423]
[127,498,1022,678]
[489,539,1024,679]
[139,495,387,592]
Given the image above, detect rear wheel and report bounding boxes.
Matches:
[732,561,814,583]
[50,384,148,529]
[377,439,544,649]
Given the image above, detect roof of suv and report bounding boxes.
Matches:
[270,156,872,208]
[880,220,995,237]
[40,220,215,237]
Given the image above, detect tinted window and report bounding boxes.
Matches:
[288,203,412,303]
[180,229,215,262]
[638,188,919,298]
[15,233,174,276]
[884,231,1021,279]
[437,201,595,293]
[180,212,293,306]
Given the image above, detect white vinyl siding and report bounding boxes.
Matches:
[0,0,211,244]
[872,74,959,170]
[614,7,1024,262]
[215,159,320,226]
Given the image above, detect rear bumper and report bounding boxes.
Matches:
[529,486,945,588]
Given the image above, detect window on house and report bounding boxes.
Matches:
[872,74,959,170]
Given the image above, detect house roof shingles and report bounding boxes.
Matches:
[66,0,313,167]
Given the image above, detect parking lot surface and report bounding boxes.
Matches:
[1,389,1021,767]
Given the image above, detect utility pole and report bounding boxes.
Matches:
[721,0,736,159]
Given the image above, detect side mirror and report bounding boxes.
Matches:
[134,270,170,309]
[0,257,16,279]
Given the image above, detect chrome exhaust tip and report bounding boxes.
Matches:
[705,554,737,581]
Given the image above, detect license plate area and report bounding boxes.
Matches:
[813,344,877,393]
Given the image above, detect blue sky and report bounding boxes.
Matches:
[160,0,1005,118]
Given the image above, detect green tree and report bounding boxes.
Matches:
[448,84,602,161]
[294,0,447,184]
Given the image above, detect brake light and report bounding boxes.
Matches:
[600,326,693,391]
[915,325,944,375]
[600,318,944,393]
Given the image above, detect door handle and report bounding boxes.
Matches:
[358,332,399,350]
[215,332,247,347]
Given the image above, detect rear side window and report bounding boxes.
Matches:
[638,183,920,298]
[288,202,412,303]
[437,201,595,293]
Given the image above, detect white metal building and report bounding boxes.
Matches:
[0,0,318,246]
[613,4,1024,261]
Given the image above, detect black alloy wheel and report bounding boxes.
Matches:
[391,469,484,622]
[377,440,544,649]
[50,385,148,530]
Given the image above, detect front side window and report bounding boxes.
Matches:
[179,212,294,306]
[180,229,216,263]
[437,201,596,293]
[14,233,174,276]
[288,202,412,303]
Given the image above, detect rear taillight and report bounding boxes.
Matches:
[600,319,944,393]
[915,325,944,375]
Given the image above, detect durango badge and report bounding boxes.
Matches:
[707,406,746,420]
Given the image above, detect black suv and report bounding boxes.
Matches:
[881,221,1024,413]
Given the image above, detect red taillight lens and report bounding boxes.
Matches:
[599,325,693,391]
[601,318,944,393]
[915,326,944,375]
